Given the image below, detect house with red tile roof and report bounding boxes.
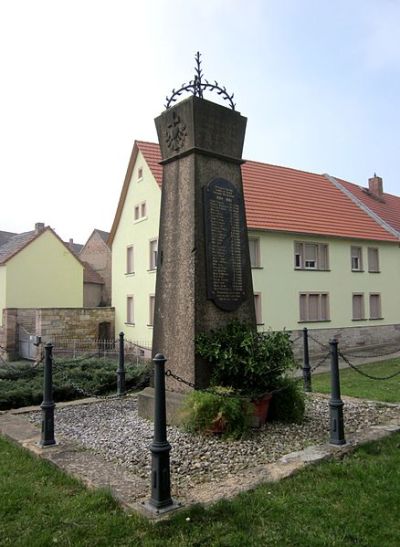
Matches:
[109,141,400,352]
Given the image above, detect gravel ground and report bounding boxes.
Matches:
[29,394,399,493]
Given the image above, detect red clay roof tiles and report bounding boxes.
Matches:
[135,141,398,243]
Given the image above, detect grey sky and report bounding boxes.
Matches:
[1,0,399,243]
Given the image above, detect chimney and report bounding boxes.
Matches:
[69,238,74,250]
[35,222,45,234]
[368,173,383,198]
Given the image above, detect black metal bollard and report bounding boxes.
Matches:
[117,332,126,397]
[329,339,345,445]
[146,353,179,514]
[302,327,312,392]
[40,343,56,447]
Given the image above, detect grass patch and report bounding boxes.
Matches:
[0,358,151,410]
[311,358,400,402]
[1,433,400,545]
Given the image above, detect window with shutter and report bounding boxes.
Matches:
[368,248,379,272]
[369,293,382,319]
[352,293,365,320]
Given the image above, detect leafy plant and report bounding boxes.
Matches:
[195,320,295,399]
[181,387,252,439]
[268,377,305,423]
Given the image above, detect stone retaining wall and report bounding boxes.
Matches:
[0,307,115,360]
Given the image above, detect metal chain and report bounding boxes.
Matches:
[291,334,303,345]
[339,352,400,381]
[342,347,400,359]
[310,352,330,373]
[307,334,331,350]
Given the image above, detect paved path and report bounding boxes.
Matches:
[1,396,400,519]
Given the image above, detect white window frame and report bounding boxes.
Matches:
[351,246,363,272]
[134,201,147,222]
[137,166,143,181]
[149,239,158,270]
[294,242,329,271]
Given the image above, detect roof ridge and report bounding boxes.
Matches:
[323,174,400,239]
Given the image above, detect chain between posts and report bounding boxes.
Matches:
[339,352,400,381]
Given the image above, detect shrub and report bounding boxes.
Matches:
[0,358,151,410]
[195,320,295,399]
[181,387,252,439]
[268,377,305,423]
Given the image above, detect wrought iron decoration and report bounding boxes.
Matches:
[165,52,236,110]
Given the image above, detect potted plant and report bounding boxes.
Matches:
[195,320,296,426]
[180,386,252,439]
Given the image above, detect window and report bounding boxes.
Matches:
[126,245,134,274]
[254,293,262,324]
[369,293,382,319]
[149,239,158,270]
[294,242,329,270]
[149,295,155,326]
[352,293,365,320]
[126,296,134,324]
[368,247,379,272]
[248,238,261,267]
[351,246,363,271]
[134,201,147,221]
[299,293,329,322]
[137,167,143,180]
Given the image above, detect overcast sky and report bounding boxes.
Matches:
[1,0,399,243]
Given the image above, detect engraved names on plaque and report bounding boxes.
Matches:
[204,178,247,311]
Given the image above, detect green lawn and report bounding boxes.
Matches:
[1,433,400,546]
[311,358,400,403]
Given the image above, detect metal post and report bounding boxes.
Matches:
[145,353,180,514]
[302,327,312,392]
[117,332,126,397]
[329,339,345,445]
[40,343,56,447]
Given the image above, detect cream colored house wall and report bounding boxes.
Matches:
[111,154,400,342]
[0,266,6,326]
[252,231,400,331]
[112,150,161,345]
[5,230,83,309]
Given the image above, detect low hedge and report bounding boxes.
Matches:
[0,358,151,410]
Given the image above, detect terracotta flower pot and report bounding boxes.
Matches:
[251,393,272,428]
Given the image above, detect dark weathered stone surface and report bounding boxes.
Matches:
[152,96,256,392]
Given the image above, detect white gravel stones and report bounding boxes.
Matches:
[29,394,399,492]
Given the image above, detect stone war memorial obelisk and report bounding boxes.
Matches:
[139,53,256,420]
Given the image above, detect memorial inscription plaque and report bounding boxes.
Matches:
[204,177,247,311]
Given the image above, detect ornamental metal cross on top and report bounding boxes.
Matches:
[164,52,236,110]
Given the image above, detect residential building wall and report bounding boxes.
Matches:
[112,150,161,346]
[84,284,104,308]
[4,230,83,310]
[251,231,400,330]
[80,232,112,305]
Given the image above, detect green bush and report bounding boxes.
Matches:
[268,377,305,423]
[0,358,151,410]
[181,387,252,439]
[195,320,295,399]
